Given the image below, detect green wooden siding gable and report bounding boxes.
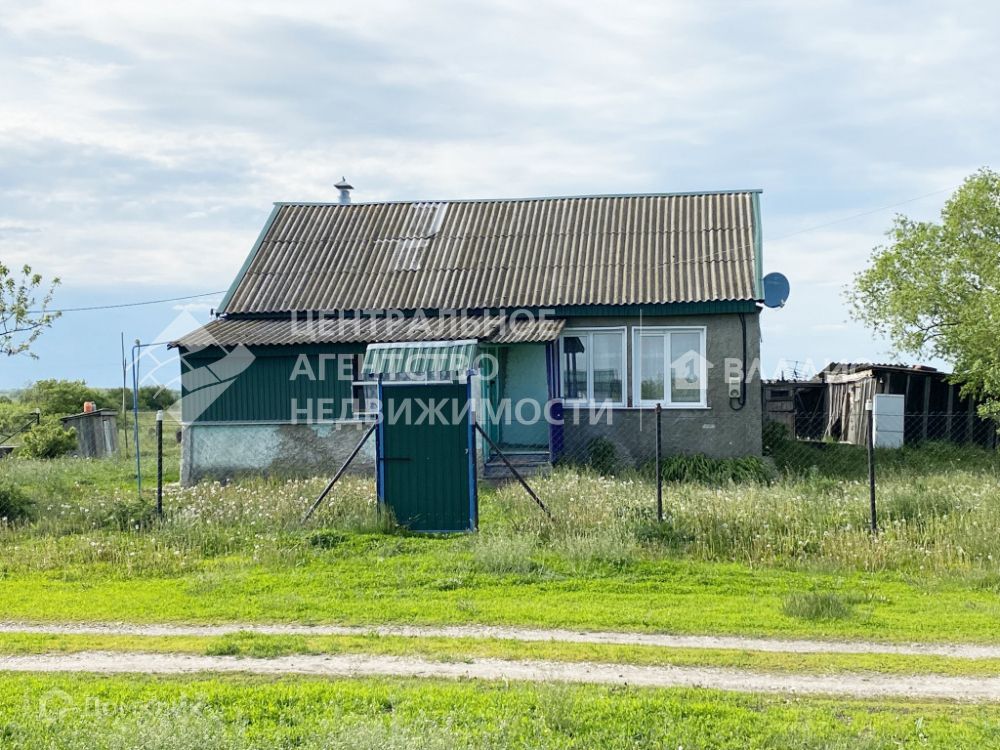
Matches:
[180,343,363,423]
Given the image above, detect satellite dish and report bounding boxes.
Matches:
[763,272,790,308]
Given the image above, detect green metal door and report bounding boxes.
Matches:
[377,380,477,532]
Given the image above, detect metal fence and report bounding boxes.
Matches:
[120,410,182,501]
[527,410,1000,528]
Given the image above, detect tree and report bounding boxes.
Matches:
[849,168,1000,418]
[18,379,103,415]
[103,386,179,411]
[0,263,60,357]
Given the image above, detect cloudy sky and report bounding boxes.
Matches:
[1,0,997,388]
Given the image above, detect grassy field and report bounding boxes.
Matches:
[0,450,999,641]
[2,672,1000,749]
[3,440,1000,745]
[2,443,1000,641]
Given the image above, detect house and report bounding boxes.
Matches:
[173,187,767,484]
[763,362,998,448]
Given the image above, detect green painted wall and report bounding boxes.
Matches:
[499,344,550,447]
[180,344,363,423]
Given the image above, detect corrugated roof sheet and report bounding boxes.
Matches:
[822,362,943,376]
[220,191,761,314]
[362,340,477,378]
[171,315,566,348]
[489,317,565,344]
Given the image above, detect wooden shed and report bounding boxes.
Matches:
[765,363,998,448]
[60,409,119,458]
[821,363,996,447]
[762,380,825,440]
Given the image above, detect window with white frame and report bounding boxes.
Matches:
[558,328,626,406]
[350,352,379,418]
[632,327,707,407]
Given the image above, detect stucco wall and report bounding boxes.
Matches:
[559,312,762,461]
[181,420,376,485]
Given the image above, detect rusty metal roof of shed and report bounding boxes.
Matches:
[218,191,762,314]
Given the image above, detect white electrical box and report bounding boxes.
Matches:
[726,372,742,399]
[873,394,905,448]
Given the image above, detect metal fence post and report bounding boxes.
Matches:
[655,403,663,523]
[156,410,164,517]
[866,400,877,534]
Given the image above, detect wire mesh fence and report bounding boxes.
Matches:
[541,411,999,480]
[119,409,183,491]
[764,413,999,481]
[514,410,998,530]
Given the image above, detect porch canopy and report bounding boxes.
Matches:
[362,340,478,381]
[172,314,565,349]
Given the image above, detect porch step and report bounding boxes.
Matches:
[482,452,552,480]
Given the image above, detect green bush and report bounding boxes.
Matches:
[0,478,33,523]
[18,421,77,459]
[104,385,179,411]
[0,403,38,437]
[586,437,619,476]
[762,420,790,456]
[655,453,772,485]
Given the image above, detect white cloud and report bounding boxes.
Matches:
[0,0,998,384]
[0,0,1000,383]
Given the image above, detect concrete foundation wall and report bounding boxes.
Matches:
[182,420,376,485]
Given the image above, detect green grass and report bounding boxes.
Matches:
[1,411,181,501]
[5,542,1000,642]
[767,432,1000,480]
[2,673,1000,749]
[4,631,1000,678]
[3,444,1000,642]
[782,592,864,622]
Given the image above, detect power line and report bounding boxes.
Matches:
[22,183,958,314]
[32,290,227,315]
[773,187,955,240]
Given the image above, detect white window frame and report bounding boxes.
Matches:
[631,326,708,409]
[558,327,628,407]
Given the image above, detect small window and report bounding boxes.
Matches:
[351,353,378,418]
[558,328,626,406]
[632,327,707,408]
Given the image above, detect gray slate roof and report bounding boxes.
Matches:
[172,315,566,348]
[219,191,762,314]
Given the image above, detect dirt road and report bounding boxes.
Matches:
[2,650,1000,700]
[2,621,999,659]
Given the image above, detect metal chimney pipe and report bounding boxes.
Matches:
[335,177,354,205]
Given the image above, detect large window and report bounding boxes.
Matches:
[559,328,626,406]
[632,327,707,407]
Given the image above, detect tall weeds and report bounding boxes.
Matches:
[4,444,1000,576]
